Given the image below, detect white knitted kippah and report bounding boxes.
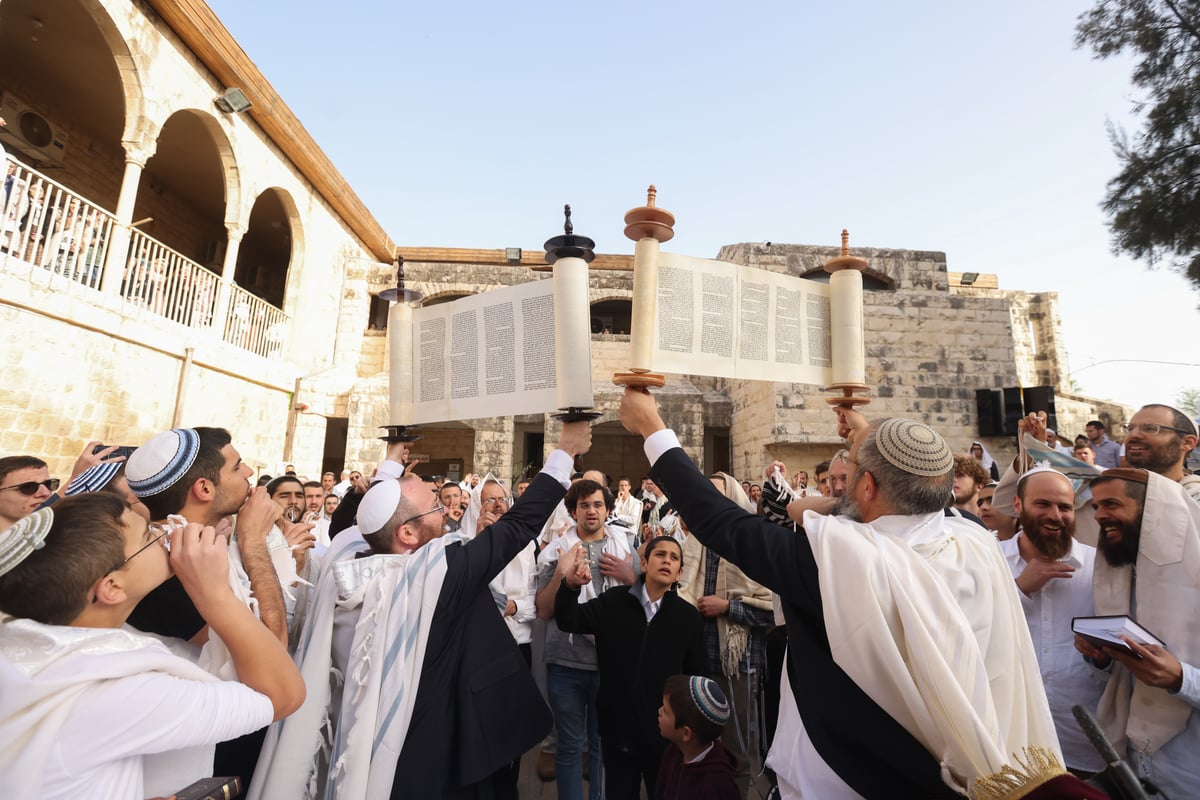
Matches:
[875,419,954,477]
[1017,460,1072,489]
[0,507,53,577]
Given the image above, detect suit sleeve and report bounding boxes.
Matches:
[553,580,605,635]
[651,447,821,614]
[457,472,567,593]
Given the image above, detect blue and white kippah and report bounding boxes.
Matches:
[126,429,200,498]
[688,675,730,727]
[0,507,53,577]
[65,460,124,496]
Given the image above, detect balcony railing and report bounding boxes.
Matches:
[0,160,289,359]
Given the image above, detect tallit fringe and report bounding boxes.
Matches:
[722,621,749,678]
[968,745,1066,800]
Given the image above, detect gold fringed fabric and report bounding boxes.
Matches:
[969,746,1066,800]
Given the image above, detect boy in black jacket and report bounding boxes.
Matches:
[554,535,707,800]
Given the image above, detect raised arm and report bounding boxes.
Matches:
[620,388,822,610]
[232,487,288,644]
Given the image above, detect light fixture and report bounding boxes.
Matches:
[505,247,522,264]
[214,88,252,114]
[960,272,979,286]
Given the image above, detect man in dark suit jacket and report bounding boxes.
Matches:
[616,388,1059,800]
[372,420,592,798]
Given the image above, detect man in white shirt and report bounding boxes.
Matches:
[999,465,1105,773]
[0,492,304,800]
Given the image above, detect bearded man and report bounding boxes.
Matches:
[1075,468,1200,798]
[999,465,1105,774]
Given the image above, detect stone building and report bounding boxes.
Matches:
[0,0,1128,486]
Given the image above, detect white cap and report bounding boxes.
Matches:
[356,479,402,535]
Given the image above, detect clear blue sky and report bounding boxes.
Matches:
[209,0,1199,418]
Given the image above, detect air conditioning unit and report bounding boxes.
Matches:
[0,92,68,165]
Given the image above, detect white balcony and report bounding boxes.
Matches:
[1,160,288,359]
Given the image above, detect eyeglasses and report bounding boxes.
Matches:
[0,478,60,495]
[482,496,513,509]
[400,502,444,527]
[1122,422,1194,437]
[104,521,172,576]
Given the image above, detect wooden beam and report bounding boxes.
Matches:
[395,247,636,271]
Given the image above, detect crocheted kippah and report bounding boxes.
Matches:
[0,507,53,577]
[875,419,953,477]
[125,429,200,498]
[357,479,403,535]
[688,675,730,727]
[65,461,123,496]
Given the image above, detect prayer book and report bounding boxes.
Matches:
[1072,615,1165,658]
[174,776,242,800]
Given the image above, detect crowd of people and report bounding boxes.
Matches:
[0,392,1198,800]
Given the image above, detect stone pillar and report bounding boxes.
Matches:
[99,146,151,295]
[210,225,244,335]
[473,416,515,484]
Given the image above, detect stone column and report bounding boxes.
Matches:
[473,416,515,484]
[99,145,151,295]
[210,225,244,335]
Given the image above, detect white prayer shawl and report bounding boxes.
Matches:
[196,535,261,680]
[971,441,997,474]
[250,527,371,800]
[1093,472,1200,754]
[0,620,221,799]
[254,530,462,800]
[459,473,504,542]
[804,510,1059,794]
[539,524,631,602]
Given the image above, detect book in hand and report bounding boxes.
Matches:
[1072,615,1165,659]
[173,776,243,800]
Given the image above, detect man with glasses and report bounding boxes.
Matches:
[0,455,57,529]
[0,492,305,799]
[1120,405,1199,501]
[252,421,592,800]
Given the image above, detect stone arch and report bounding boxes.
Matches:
[75,0,146,148]
[236,187,302,310]
[0,0,143,210]
[590,297,633,335]
[423,289,476,307]
[136,108,239,268]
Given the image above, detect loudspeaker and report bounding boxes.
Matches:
[1022,386,1057,432]
[1003,387,1025,437]
[976,389,1004,437]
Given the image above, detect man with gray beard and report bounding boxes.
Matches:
[999,465,1105,774]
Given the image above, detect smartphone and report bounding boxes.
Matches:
[91,444,135,460]
[173,775,243,800]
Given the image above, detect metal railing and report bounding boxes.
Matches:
[1,161,114,290]
[222,286,289,359]
[123,230,221,329]
[1,159,289,359]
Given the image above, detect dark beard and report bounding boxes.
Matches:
[833,493,862,522]
[1125,439,1181,474]
[1097,520,1141,567]
[1019,514,1075,560]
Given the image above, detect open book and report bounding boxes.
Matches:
[1072,615,1165,659]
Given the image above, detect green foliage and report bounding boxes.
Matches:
[1177,386,1200,415]
[1076,1,1200,293]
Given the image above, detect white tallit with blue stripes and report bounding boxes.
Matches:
[249,528,465,800]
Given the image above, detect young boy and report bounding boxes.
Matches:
[654,675,739,800]
[0,492,305,799]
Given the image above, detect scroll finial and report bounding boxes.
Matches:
[647,185,657,208]
[841,229,850,257]
[563,204,573,235]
